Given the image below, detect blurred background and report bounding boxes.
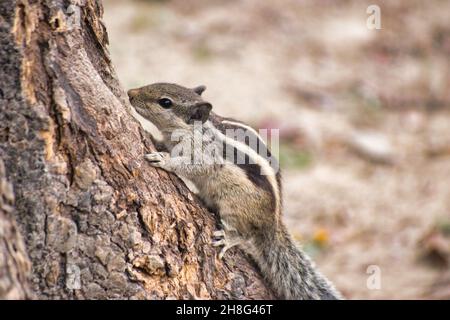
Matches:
[103,0,450,299]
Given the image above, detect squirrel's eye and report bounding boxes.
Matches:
[158,98,173,109]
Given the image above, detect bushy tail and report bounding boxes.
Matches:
[252,225,342,300]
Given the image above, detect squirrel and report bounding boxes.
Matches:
[128,83,342,300]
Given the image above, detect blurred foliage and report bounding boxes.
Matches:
[192,42,214,61]
[437,219,450,236]
[129,12,157,32]
[279,143,313,170]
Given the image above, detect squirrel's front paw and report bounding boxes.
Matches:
[145,152,169,168]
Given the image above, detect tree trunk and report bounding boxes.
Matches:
[0,158,31,299]
[0,0,274,299]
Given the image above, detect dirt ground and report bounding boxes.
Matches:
[103,0,450,299]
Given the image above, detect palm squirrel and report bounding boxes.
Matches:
[128,83,342,300]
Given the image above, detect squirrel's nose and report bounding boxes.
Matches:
[127,89,139,99]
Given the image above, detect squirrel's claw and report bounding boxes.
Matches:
[145,152,168,168]
[213,230,226,238]
[212,229,241,259]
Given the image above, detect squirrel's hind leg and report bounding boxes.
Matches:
[212,222,243,259]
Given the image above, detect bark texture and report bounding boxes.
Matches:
[0,0,274,299]
[0,158,31,299]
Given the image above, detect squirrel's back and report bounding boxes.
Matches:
[208,113,341,299]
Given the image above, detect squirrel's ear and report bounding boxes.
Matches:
[189,102,212,124]
[192,85,206,95]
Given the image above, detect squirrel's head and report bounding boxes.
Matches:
[128,83,212,131]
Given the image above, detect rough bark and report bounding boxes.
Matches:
[0,158,31,299]
[0,0,274,299]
